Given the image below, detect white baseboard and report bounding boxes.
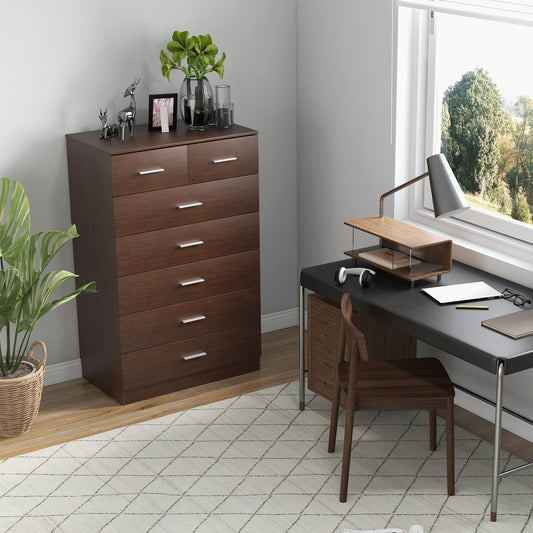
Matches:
[455,388,533,444]
[44,308,301,387]
[43,358,82,387]
[261,307,299,333]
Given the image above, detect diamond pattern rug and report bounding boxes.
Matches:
[0,381,532,532]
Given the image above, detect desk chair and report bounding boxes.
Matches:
[328,293,455,502]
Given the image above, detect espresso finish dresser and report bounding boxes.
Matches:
[66,123,260,404]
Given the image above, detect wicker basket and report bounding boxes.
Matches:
[0,340,47,438]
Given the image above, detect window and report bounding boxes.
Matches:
[396,1,533,271]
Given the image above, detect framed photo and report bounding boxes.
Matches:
[148,93,178,130]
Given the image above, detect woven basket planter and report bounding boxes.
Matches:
[0,340,47,438]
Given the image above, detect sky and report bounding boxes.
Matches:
[436,12,533,107]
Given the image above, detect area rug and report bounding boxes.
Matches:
[0,381,532,533]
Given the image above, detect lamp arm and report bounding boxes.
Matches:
[379,171,429,216]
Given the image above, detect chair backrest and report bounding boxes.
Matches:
[339,292,369,365]
[336,293,370,403]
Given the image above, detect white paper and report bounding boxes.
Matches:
[422,281,501,304]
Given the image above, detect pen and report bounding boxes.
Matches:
[456,305,489,310]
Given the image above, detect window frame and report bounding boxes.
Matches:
[396,6,533,285]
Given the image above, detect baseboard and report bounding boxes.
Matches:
[43,358,83,387]
[455,388,533,444]
[261,307,299,333]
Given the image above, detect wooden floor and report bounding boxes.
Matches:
[1,326,532,464]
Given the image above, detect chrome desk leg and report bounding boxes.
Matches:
[490,361,504,522]
[299,284,306,410]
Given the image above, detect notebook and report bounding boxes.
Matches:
[482,308,533,339]
[422,281,501,305]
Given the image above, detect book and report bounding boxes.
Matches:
[482,308,533,339]
[358,247,421,270]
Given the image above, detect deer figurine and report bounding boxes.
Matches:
[98,108,118,139]
[118,78,140,141]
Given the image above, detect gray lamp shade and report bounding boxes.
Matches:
[427,153,470,218]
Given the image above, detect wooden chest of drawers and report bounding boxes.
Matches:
[66,123,260,404]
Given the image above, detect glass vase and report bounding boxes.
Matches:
[179,77,214,131]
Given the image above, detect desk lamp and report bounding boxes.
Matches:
[379,153,470,218]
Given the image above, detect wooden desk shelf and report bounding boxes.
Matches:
[344,216,452,283]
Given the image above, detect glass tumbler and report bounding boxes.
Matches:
[215,84,234,128]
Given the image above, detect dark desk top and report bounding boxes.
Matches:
[301,259,533,375]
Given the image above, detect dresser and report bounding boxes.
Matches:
[66,123,260,404]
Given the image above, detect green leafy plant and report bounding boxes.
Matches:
[160,30,226,81]
[0,178,96,376]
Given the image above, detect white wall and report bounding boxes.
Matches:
[297,0,396,269]
[0,0,298,371]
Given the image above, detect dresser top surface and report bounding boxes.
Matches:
[65,122,257,155]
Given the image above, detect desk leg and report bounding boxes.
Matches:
[490,361,504,522]
[299,284,306,410]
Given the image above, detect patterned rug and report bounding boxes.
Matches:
[0,381,532,532]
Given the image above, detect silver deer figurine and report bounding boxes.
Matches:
[118,78,140,141]
[98,108,118,139]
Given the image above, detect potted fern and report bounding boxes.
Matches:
[0,178,96,437]
[160,30,226,130]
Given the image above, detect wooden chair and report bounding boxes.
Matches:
[328,293,455,502]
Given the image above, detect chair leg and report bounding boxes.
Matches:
[339,404,355,502]
[429,409,437,451]
[446,398,455,496]
[328,383,341,453]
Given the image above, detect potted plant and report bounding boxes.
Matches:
[160,30,226,130]
[0,177,96,437]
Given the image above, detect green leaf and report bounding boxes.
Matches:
[172,30,190,48]
[0,178,30,265]
[17,270,96,333]
[17,226,80,294]
[0,268,21,327]
[212,52,226,79]
[160,50,177,82]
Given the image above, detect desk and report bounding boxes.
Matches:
[299,259,533,521]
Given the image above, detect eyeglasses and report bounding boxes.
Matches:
[502,288,532,307]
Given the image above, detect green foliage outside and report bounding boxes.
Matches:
[442,68,533,224]
[511,188,531,223]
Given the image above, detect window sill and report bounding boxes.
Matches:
[404,210,533,290]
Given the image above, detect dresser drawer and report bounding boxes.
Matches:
[122,323,261,393]
[188,136,258,183]
[119,287,260,353]
[118,250,260,315]
[115,212,259,277]
[111,146,188,196]
[113,175,259,237]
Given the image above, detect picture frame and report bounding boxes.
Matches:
[148,93,178,130]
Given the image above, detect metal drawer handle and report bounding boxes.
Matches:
[212,156,237,164]
[181,315,206,324]
[179,278,205,287]
[183,351,207,361]
[176,201,203,210]
[138,168,165,175]
[178,240,204,248]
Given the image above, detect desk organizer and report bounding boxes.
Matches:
[344,216,452,284]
